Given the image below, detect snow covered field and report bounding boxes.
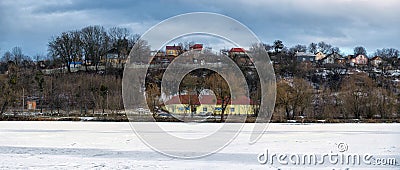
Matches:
[0,122,399,169]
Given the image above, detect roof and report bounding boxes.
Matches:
[190,44,203,50]
[322,52,343,60]
[295,52,316,57]
[350,54,367,59]
[229,48,246,53]
[166,45,182,50]
[326,52,342,57]
[165,95,212,105]
[231,96,252,105]
[371,56,382,60]
[164,95,254,105]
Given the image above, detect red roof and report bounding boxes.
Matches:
[231,96,252,105]
[164,95,254,105]
[190,44,203,50]
[229,48,246,53]
[166,45,182,50]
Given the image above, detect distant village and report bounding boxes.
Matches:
[1,25,400,122]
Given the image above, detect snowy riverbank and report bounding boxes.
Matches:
[0,122,399,169]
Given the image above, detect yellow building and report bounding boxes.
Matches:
[164,95,255,115]
[166,45,183,57]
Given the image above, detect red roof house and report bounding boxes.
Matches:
[190,44,203,51]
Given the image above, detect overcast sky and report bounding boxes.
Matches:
[0,0,399,57]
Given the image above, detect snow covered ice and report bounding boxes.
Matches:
[0,122,399,169]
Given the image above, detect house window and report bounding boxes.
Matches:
[203,107,207,112]
[230,108,235,113]
[178,107,184,111]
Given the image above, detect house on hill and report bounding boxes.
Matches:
[349,54,368,66]
[229,48,254,66]
[335,57,347,65]
[229,48,246,57]
[295,52,316,62]
[105,48,128,68]
[320,52,343,65]
[190,44,203,51]
[315,52,326,61]
[166,45,183,57]
[68,61,83,68]
[150,50,165,57]
[370,56,383,67]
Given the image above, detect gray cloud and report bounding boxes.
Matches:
[0,0,399,57]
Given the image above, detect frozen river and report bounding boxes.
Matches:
[0,122,399,169]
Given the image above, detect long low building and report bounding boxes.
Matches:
[164,94,256,115]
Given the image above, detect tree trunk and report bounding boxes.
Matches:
[0,101,9,115]
[220,98,230,122]
[66,61,71,73]
[220,106,225,122]
[285,106,290,120]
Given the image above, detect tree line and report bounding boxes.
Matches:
[1,28,400,121]
[267,40,399,121]
[0,25,139,116]
[267,40,399,58]
[47,25,139,73]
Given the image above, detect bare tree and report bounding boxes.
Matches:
[0,79,13,115]
[273,40,284,54]
[289,44,307,56]
[81,25,109,71]
[354,46,367,56]
[145,82,161,115]
[263,43,273,52]
[179,73,202,116]
[0,62,21,115]
[308,42,318,54]
[109,27,130,41]
[340,73,374,119]
[317,41,332,54]
[330,47,340,54]
[325,63,347,91]
[276,80,293,119]
[373,48,399,58]
[276,78,313,120]
[11,47,23,66]
[1,51,12,62]
[48,31,82,73]
[205,73,231,122]
[291,78,313,118]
